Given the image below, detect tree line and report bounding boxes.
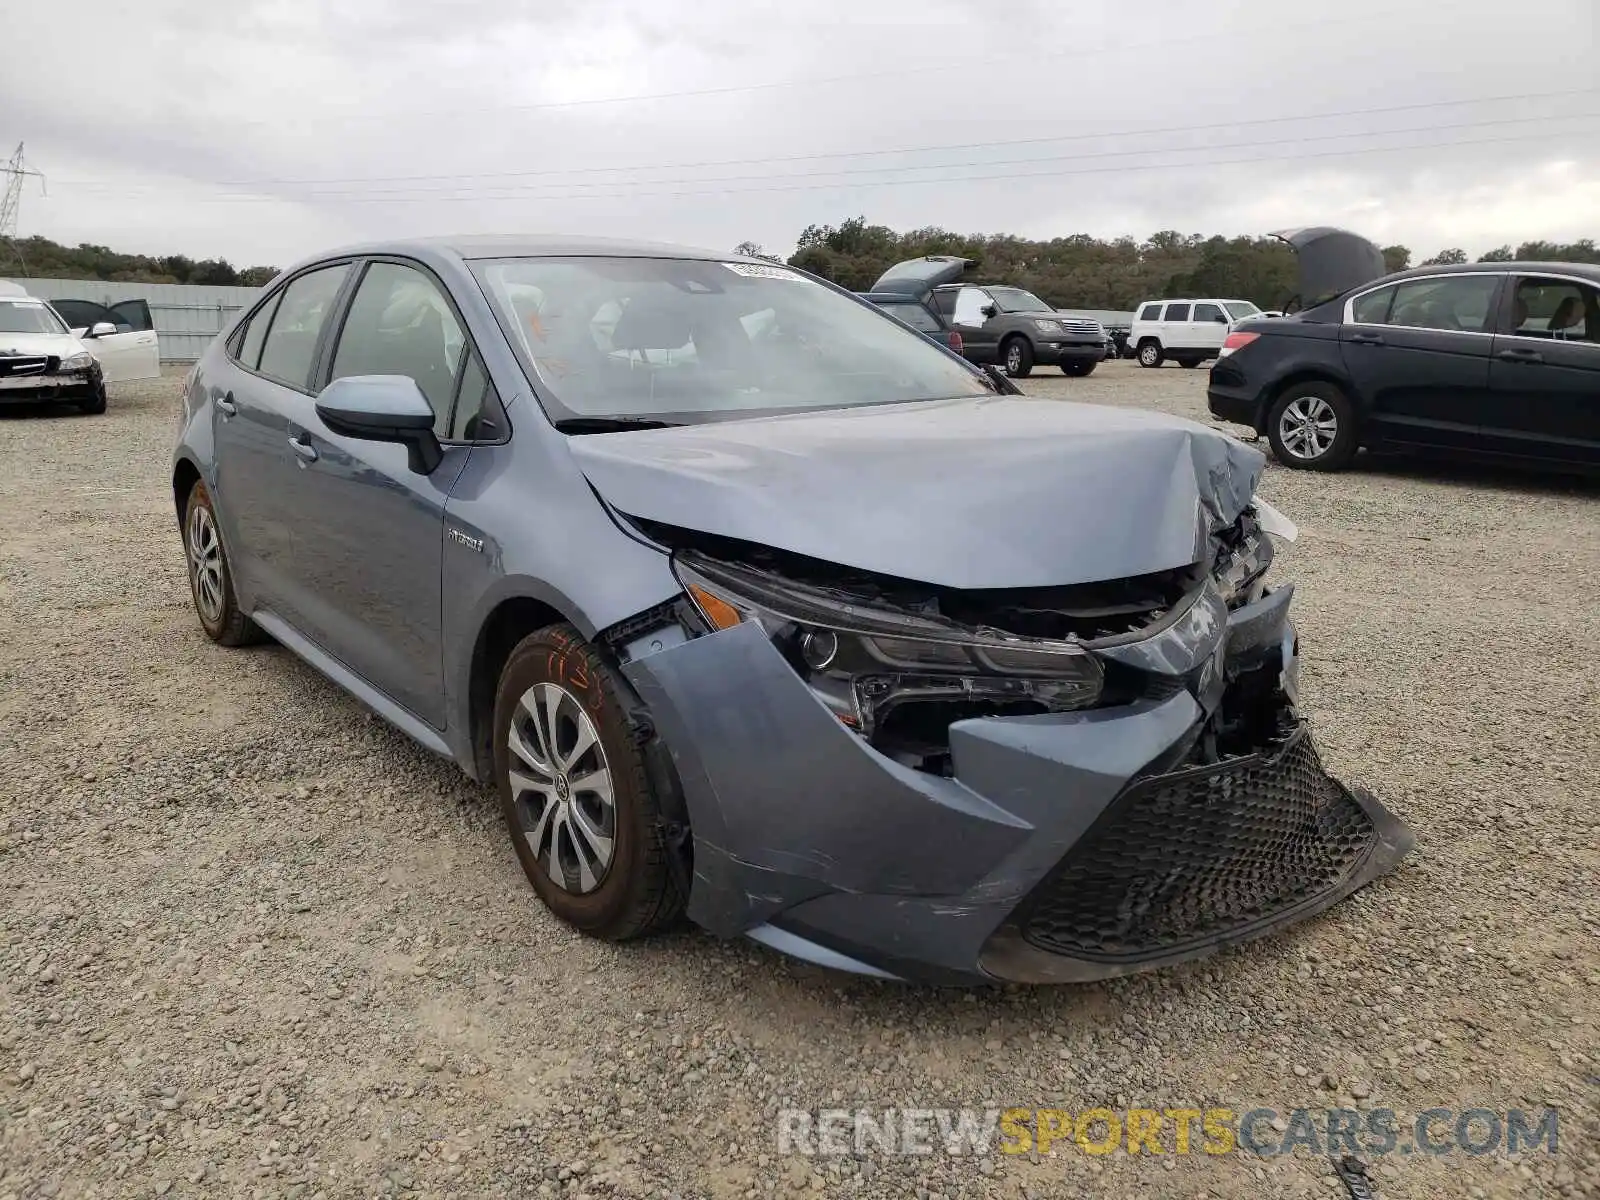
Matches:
[0,235,279,287]
[738,220,1600,311]
[7,224,1597,309]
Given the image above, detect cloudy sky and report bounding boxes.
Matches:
[3,0,1597,268]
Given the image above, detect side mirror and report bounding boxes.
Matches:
[315,375,442,475]
[980,304,998,319]
[86,321,118,338]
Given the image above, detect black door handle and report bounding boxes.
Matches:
[1348,331,1385,346]
[1496,348,1543,364]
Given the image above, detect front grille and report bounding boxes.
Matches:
[1060,319,1104,335]
[1019,724,1375,960]
[0,354,53,377]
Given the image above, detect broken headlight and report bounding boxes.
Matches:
[1213,498,1298,608]
[673,553,1103,736]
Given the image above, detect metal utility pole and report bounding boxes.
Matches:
[1,143,47,271]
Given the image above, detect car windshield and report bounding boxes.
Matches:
[1223,301,1262,320]
[987,287,1052,313]
[474,257,990,422]
[0,297,68,335]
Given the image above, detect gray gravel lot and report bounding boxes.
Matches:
[1,361,1596,1200]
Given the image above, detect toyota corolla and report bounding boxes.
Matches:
[171,236,1413,984]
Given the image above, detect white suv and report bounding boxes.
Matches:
[1129,298,1262,368]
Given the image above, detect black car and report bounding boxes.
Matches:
[1209,228,1600,471]
[855,289,965,356]
[867,256,1106,377]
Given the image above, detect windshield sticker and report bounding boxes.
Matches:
[721,262,803,281]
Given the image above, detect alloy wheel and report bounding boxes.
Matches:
[1277,395,1339,461]
[186,502,225,624]
[506,682,616,894]
[1005,343,1023,374]
[1139,345,1159,367]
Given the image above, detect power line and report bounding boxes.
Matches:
[174,110,1600,201]
[56,87,1596,194]
[164,127,1597,205]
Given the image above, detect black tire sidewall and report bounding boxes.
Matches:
[1266,383,1359,471]
[492,625,668,938]
[1002,337,1033,377]
[184,480,246,642]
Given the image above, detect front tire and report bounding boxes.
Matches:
[1266,382,1359,471]
[1001,337,1034,378]
[494,624,686,941]
[1137,341,1164,368]
[183,479,262,646]
[1061,360,1097,377]
[78,384,107,415]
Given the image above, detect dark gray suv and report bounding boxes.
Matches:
[172,236,1411,985]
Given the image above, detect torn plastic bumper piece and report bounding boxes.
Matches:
[621,587,1413,985]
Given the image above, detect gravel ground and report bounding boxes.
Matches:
[1,361,1596,1200]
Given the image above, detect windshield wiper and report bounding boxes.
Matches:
[552,415,683,434]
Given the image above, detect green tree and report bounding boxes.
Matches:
[1478,245,1515,262]
[1381,245,1411,273]
[1420,248,1468,266]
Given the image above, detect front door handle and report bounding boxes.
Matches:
[1348,331,1385,346]
[214,392,237,417]
[1496,348,1544,364]
[288,435,318,464]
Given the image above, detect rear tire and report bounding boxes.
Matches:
[1060,360,1097,377]
[1177,356,1202,369]
[1266,382,1359,471]
[494,624,686,941]
[183,479,264,646]
[1001,337,1034,378]
[1137,341,1164,368]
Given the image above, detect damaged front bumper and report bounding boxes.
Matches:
[620,579,1413,985]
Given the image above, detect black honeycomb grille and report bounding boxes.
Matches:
[1019,725,1375,960]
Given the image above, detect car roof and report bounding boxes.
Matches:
[1357,261,1600,286]
[303,234,745,264]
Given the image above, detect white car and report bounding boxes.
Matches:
[1129,297,1263,368]
[39,293,162,384]
[0,283,112,413]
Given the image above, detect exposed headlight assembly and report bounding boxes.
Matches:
[673,554,1103,735]
[60,351,95,370]
[1212,514,1275,608]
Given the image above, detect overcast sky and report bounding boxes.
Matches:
[3,0,1597,268]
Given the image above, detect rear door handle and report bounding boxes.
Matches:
[288,435,318,464]
[1496,348,1543,364]
[214,392,237,417]
[1348,331,1385,346]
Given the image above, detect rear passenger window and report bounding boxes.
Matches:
[257,265,350,388]
[1193,302,1225,323]
[1165,303,1191,322]
[235,291,281,370]
[1351,286,1396,325]
[329,262,466,438]
[1138,303,1163,321]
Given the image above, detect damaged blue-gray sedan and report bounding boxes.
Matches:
[172,236,1413,985]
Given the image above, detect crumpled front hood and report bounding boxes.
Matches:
[569,397,1265,589]
[0,331,85,358]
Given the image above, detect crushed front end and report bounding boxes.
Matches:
[613,509,1413,985]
